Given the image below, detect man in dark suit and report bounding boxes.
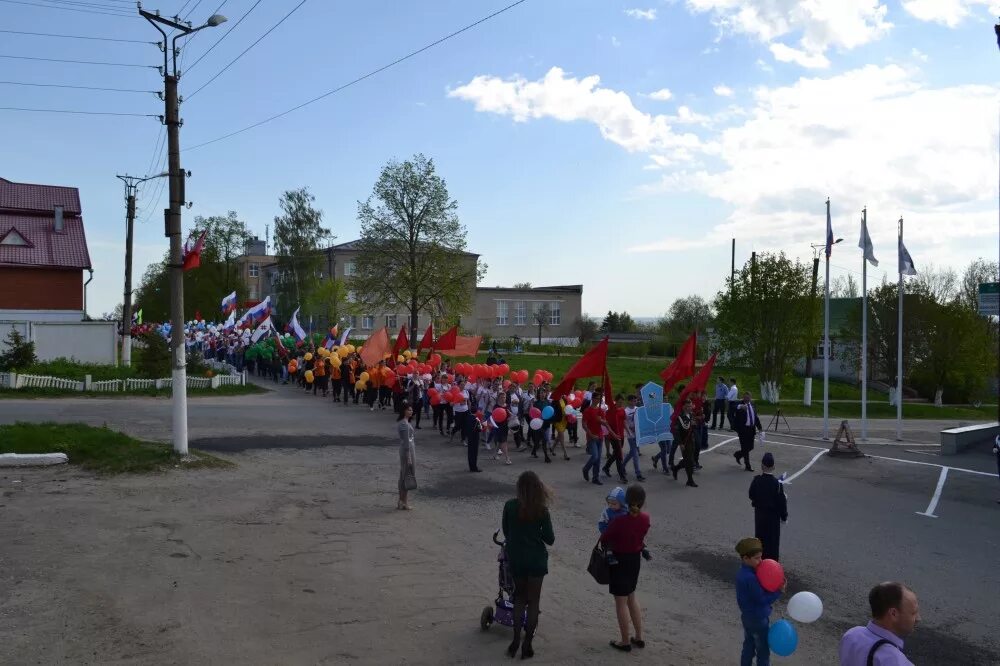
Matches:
[749,452,788,561]
[734,391,762,471]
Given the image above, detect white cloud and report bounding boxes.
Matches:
[769,43,830,69]
[713,84,735,97]
[756,58,774,73]
[910,47,928,62]
[646,88,673,101]
[448,67,703,155]
[625,7,658,20]
[611,35,622,47]
[902,0,1000,27]
[685,0,891,68]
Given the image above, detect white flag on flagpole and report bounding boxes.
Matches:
[898,237,917,276]
[859,217,878,267]
[251,316,273,343]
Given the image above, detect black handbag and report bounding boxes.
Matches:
[403,464,417,490]
[587,543,610,585]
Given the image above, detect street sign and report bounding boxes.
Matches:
[978,282,999,316]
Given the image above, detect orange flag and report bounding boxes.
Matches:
[360,326,391,368]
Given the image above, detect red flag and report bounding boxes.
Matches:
[672,352,718,424]
[181,230,208,272]
[360,326,391,368]
[659,332,697,394]
[433,325,458,352]
[436,335,481,357]
[551,338,609,401]
[417,323,434,351]
[391,325,409,364]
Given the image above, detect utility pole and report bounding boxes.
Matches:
[139,5,227,455]
[116,172,166,366]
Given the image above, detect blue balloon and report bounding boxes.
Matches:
[541,405,554,420]
[768,619,798,657]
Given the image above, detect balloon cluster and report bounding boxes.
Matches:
[754,560,824,657]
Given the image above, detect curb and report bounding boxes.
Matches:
[0,453,69,467]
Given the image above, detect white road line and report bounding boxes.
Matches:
[783,450,827,485]
[706,436,738,453]
[916,467,950,518]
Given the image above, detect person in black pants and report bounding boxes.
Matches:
[465,411,483,472]
[734,392,762,472]
[711,376,727,429]
[748,452,787,560]
[671,399,698,487]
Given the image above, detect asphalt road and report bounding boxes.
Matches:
[1,383,998,664]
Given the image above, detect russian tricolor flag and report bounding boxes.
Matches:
[287,306,307,344]
[221,291,237,315]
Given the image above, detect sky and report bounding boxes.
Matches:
[3,0,999,320]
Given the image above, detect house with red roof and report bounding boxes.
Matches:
[0,177,94,322]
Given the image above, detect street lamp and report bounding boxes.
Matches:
[138,5,226,455]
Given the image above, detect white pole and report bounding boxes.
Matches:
[896,217,904,441]
[823,199,831,440]
[861,207,868,442]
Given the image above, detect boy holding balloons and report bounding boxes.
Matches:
[735,537,785,666]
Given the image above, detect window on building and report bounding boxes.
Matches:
[362,315,374,329]
[549,301,561,326]
[343,261,356,277]
[514,301,526,326]
[248,263,259,278]
[348,315,357,328]
[496,300,508,326]
[386,314,397,329]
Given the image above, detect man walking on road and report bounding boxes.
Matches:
[748,453,787,560]
[711,377,728,429]
[734,392,761,472]
[839,582,920,665]
[726,377,740,431]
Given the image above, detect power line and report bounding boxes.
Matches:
[0,0,138,17]
[186,0,308,100]
[183,0,261,73]
[188,0,529,150]
[0,54,157,68]
[39,0,134,11]
[0,29,152,44]
[0,80,159,94]
[0,106,158,117]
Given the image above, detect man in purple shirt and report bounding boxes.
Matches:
[839,582,920,665]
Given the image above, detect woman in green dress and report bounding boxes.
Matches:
[501,470,555,660]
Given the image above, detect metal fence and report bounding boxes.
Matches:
[0,371,245,393]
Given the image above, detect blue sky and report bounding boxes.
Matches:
[3,0,999,319]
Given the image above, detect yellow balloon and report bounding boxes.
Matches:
[355,380,365,390]
[330,355,342,367]
[347,344,356,353]
[359,371,370,382]
[403,350,412,359]
[304,370,314,383]
[396,354,405,363]
[304,352,313,361]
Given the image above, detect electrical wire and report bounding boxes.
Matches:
[0,54,157,68]
[188,0,529,150]
[0,0,138,17]
[0,106,158,116]
[186,0,307,100]
[0,29,152,44]
[38,0,135,11]
[183,0,261,73]
[0,80,158,93]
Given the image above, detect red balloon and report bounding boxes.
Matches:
[396,365,408,376]
[756,559,785,593]
[430,395,441,405]
[532,374,543,387]
[502,379,511,390]
[492,407,508,423]
[572,398,583,409]
[427,387,438,397]
[575,390,584,399]
[566,414,577,424]
[446,374,454,383]
[499,363,510,375]
[529,407,542,419]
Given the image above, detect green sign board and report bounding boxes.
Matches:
[978,282,999,316]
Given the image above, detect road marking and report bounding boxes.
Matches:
[783,450,827,485]
[706,436,738,453]
[916,467,949,518]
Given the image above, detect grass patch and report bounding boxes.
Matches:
[0,383,267,400]
[0,422,232,474]
[758,401,995,421]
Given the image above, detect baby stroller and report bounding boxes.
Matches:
[480,530,527,630]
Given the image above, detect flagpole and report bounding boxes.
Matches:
[896,216,904,441]
[823,198,831,440]
[861,207,868,442]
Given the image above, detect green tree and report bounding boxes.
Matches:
[573,314,599,344]
[911,299,993,405]
[273,188,332,316]
[958,258,999,314]
[191,211,250,293]
[658,295,713,340]
[0,329,37,370]
[533,303,552,344]
[713,252,814,400]
[305,278,357,331]
[351,154,485,335]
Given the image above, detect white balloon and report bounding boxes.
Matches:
[787,591,823,624]
[529,418,543,431]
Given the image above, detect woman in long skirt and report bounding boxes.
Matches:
[397,403,416,510]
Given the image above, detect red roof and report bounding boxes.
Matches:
[0,178,81,215]
[0,214,92,270]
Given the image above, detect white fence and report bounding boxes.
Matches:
[0,370,246,393]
